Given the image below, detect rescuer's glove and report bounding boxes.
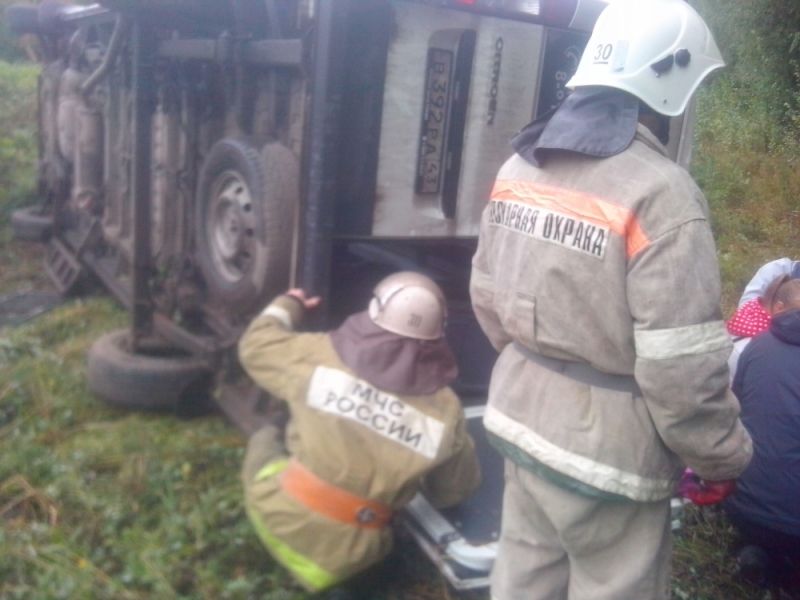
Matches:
[678,468,737,505]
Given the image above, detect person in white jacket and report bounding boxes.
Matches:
[739,258,800,307]
[727,261,800,379]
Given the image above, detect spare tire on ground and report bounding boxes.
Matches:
[87,329,212,412]
[11,206,53,242]
[4,4,40,35]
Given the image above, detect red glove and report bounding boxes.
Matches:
[678,469,736,506]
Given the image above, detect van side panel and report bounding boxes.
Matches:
[373,3,545,237]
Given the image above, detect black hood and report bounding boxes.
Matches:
[512,87,640,168]
[329,311,458,396]
[770,309,800,346]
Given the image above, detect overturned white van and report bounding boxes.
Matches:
[6,0,695,588]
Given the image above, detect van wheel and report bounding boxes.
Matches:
[87,329,211,411]
[4,4,40,36]
[195,139,297,319]
[11,206,53,242]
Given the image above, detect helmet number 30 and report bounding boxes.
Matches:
[593,43,613,64]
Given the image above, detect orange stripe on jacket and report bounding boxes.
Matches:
[280,460,393,530]
[491,179,650,259]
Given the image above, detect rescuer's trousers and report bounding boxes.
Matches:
[491,460,672,600]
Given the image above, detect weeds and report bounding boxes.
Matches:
[0,59,46,295]
[673,506,764,600]
[0,299,300,599]
[692,0,800,311]
[0,60,37,222]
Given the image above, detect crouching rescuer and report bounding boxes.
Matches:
[238,272,480,593]
[470,1,752,598]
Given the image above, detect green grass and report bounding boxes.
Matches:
[691,0,800,311]
[0,59,43,295]
[694,79,800,312]
[0,60,37,223]
[0,299,303,599]
[673,507,765,600]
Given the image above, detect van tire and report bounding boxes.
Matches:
[4,4,40,36]
[195,139,297,318]
[11,206,53,242]
[87,329,211,411]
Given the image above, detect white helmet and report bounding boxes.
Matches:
[566,0,724,116]
[368,272,446,340]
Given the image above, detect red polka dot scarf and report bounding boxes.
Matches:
[726,298,771,338]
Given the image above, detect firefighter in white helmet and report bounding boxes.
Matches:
[470,1,752,598]
[238,272,480,596]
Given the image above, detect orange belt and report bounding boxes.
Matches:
[280,459,393,530]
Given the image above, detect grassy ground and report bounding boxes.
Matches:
[691,0,800,311]
[0,60,48,295]
[672,507,765,600]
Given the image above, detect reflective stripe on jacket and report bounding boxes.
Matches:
[470,124,752,502]
[239,297,480,590]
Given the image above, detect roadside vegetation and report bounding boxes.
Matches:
[0,57,45,294]
[693,0,800,310]
[1,1,798,598]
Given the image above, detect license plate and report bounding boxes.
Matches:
[416,48,453,195]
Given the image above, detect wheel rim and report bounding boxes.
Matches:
[207,169,257,284]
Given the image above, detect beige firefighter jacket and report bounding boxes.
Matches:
[470,124,752,502]
[238,296,480,590]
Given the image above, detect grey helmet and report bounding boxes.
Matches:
[368,272,447,340]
